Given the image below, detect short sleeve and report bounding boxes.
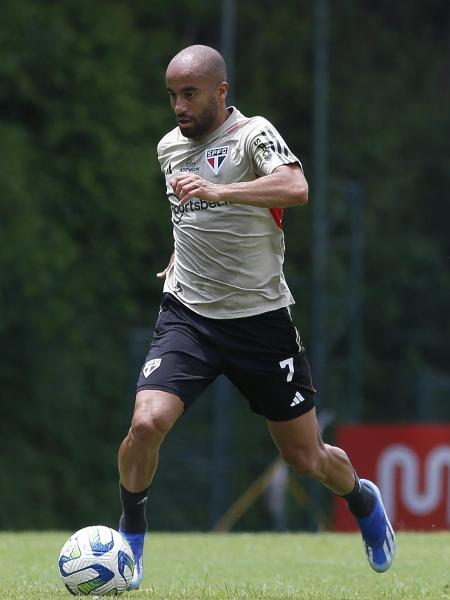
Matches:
[247,119,302,176]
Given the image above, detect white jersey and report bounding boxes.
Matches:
[157,107,302,319]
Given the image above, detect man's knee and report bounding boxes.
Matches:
[280,445,324,478]
[130,412,167,447]
[129,389,182,447]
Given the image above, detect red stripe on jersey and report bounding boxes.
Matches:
[269,208,284,229]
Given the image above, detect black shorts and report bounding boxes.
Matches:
[137,293,316,421]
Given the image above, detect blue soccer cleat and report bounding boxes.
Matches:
[119,530,145,590]
[356,479,396,573]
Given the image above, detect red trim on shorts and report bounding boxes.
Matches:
[269,208,284,229]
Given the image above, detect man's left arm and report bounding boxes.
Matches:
[170,164,308,208]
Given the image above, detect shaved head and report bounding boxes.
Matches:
[166,45,227,84]
[165,45,230,139]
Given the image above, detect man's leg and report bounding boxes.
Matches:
[267,407,396,572]
[118,389,184,588]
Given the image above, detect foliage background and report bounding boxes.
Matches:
[0,0,448,530]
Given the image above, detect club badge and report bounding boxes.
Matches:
[205,146,229,175]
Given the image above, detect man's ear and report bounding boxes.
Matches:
[217,81,228,101]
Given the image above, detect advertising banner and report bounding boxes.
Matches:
[333,424,450,530]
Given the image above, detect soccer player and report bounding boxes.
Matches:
[118,45,395,589]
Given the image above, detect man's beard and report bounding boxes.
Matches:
[180,98,218,139]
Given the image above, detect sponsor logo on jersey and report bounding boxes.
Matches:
[167,193,230,224]
[205,146,229,175]
[180,158,199,173]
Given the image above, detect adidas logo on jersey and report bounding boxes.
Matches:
[290,391,305,407]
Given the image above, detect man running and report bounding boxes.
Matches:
[118,44,395,589]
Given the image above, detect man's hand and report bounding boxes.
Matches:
[157,252,174,279]
[170,174,224,206]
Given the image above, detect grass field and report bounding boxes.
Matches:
[0,531,448,599]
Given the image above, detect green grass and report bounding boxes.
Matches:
[0,532,449,599]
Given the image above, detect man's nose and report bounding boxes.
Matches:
[174,96,187,114]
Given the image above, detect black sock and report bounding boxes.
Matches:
[119,484,149,533]
[343,474,375,519]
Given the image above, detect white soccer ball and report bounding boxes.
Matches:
[58,525,134,596]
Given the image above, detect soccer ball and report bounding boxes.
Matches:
[58,525,134,596]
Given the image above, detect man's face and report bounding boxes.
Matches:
[166,69,224,139]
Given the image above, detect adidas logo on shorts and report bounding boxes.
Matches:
[290,391,305,407]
